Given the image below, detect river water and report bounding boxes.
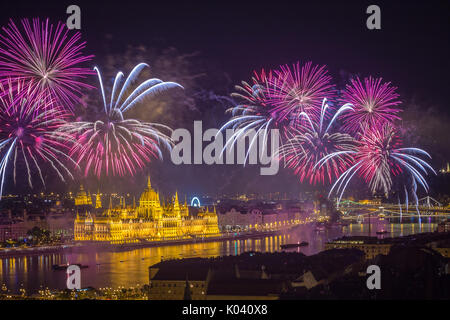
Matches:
[0,218,440,294]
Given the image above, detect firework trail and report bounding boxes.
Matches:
[317,124,435,205]
[0,18,94,112]
[60,63,183,177]
[340,76,401,133]
[278,98,355,184]
[267,61,335,123]
[0,79,75,198]
[218,69,279,162]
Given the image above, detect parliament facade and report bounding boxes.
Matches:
[74,177,220,243]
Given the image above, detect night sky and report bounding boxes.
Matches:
[1,0,449,199]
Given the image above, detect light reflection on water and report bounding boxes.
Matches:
[0,219,438,294]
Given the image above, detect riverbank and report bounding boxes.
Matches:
[0,244,77,258]
[0,220,439,294]
[104,229,284,252]
[0,227,293,258]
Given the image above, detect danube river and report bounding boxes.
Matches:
[0,218,440,294]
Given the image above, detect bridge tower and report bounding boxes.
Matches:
[419,196,442,209]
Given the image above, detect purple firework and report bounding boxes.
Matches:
[317,124,435,205]
[59,63,182,178]
[0,79,75,198]
[0,18,94,112]
[278,99,356,185]
[340,76,402,133]
[219,69,284,163]
[267,61,335,124]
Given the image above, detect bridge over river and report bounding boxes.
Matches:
[337,196,450,220]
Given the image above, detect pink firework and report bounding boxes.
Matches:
[219,70,283,162]
[59,63,182,178]
[230,69,274,111]
[0,79,75,197]
[65,115,173,177]
[340,76,401,133]
[317,124,435,204]
[278,99,355,185]
[0,18,94,112]
[267,61,335,123]
[355,124,403,193]
[220,69,282,154]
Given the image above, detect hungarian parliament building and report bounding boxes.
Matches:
[74,177,220,243]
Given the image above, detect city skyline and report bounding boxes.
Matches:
[0,0,449,304]
[0,1,448,200]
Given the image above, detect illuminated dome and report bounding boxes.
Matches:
[75,185,92,206]
[139,176,160,206]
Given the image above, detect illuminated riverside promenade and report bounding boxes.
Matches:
[0,226,299,259]
[0,217,440,295]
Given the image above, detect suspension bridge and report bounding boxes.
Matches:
[337,196,450,220]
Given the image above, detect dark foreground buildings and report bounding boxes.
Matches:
[148,232,450,300]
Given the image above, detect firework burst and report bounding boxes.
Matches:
[60,63,183,177]
[340,76,401,133]
[317,124,435,204]
[267,61,335,123]
[0,18,94,112]
[0,79,75,198]
[218,69,282,162]
[278,99,355,184]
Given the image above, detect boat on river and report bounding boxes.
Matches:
[52,263,88,271]
[280,241,309,249]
